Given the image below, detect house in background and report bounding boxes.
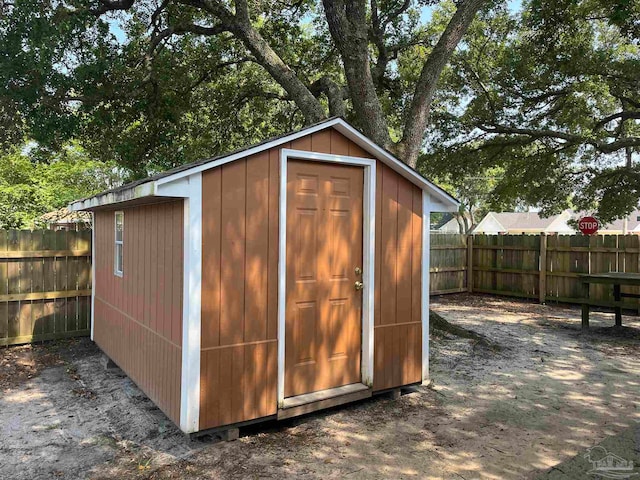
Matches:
[436,212,473,233]
[38,207,91,231]
[596,210,640,234]
[472,210,575,234]
[472,209,640,235]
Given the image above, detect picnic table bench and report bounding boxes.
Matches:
[580,273,640,329]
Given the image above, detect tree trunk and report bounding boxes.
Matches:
[231,21,327,125]
[398,0,488,167]
[322,0,392,148]
[96,0,487,165]
[455,215,464,234]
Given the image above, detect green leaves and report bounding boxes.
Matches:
[1,0,314,176]
[423,0,640,223]
[1,0,637,225]
[0,143,120,228]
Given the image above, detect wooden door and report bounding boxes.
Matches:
[285,160,364,398]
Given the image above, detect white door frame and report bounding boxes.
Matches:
[277,148,377,406]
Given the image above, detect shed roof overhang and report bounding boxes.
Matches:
[69,118,459,213]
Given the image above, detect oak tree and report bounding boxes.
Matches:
[421,0,640,223]
[0,0,490,176]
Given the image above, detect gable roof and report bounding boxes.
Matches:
[472,210,575,234]
[68,117,459,212]
[599,209,640,232]
[492,212,564,230]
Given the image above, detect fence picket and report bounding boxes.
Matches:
[430,233,468,294]
[430,232,640,311]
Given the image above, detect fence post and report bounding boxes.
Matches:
[467,234,474,293]
[539,233,547,304]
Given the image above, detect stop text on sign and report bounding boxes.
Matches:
[578,216,599,235]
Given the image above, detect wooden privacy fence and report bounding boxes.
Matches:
[2,230,636,346]
[430,233,469,295]
[0,230,91,346]
[430,232,640,309]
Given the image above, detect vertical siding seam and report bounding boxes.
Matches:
[217,171,222,346]
[410,186,415,327]
[243,158,248,343]
[379,165,384,325]
[394,172,399,325]
[266,152,271,342]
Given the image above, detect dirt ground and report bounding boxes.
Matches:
[1,294,639,479]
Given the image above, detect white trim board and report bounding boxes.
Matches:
[421,191,431,384]
[277,149,377,406]
[69,118,459,213]
[90,212,96,341]
[160,172,202,434]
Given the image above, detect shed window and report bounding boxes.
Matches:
[115,211,124,277]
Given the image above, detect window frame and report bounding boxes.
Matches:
[114,211,124,277]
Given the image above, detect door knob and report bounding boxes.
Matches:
[355,267,362,276]
[354,281,364,291]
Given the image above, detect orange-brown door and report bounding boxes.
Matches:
[285,160,364,398]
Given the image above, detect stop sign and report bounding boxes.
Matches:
[578,216,599,235]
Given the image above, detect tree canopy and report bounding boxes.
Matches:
[422,0,640,225]
[0,0,638,225]
[1,0,489,176]
[0,144,120,228]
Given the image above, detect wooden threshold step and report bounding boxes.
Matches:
[278,383,371,420]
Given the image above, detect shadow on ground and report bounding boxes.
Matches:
[1,294,639,479]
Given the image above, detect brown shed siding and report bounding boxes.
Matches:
[200,143,281,429]
[199,127,423,429]
[94,201,183,425]
[373,164,422,390]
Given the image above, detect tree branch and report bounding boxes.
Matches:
[594,111,640,129]
[234,0,250,23]
[323,0,391,147]
[463,59,495,116]
[173,0,326,124]
[479,125,580,142]
[309,77,347,117]
[380,0,412,28]
[368,0,415,90]
[150,23,228,52]
[399,0,489,167]
[235,89,290,106]
[479,124,640,154]
[181,58,253,94]
[91,0,134,15]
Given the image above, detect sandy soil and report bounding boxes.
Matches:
[0,339,194,480]
[1,295,639,479]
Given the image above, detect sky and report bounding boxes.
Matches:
[108,17,126,43]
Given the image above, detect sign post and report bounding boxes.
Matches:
[578,216,599,235]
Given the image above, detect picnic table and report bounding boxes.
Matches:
[580,273,640,329]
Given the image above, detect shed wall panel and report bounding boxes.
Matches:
[200,142,285,429]
[373,164,422,390]
[93,201,183,425]
[200,127,423,429]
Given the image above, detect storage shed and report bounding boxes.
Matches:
[69,118,459,435]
